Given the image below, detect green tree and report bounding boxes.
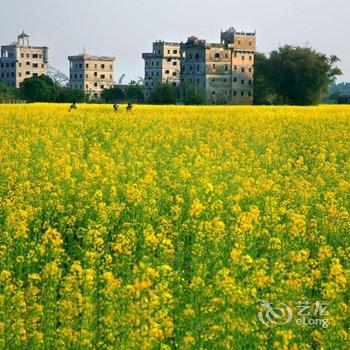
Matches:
[57,87,85,103]
[125,83,144,102]
[19,75,60,102]
[149,83,179,104]
[101,86,126,103]
[253,52,278,105]
[254,45,342,105]
[183,84,204,105]
[0,82,19,103]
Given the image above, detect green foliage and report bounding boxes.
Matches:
[254,45,342,105]
[324,82,350,103]
[19,75,61,102]
[56,87,85,103]
[101,86,126,103]
[183,84,205,105]
[149,83,179,105]
[0,82,19,103]
[125,83,144,103]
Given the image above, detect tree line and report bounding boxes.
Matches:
[0,44,343,105]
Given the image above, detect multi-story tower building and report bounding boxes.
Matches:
[142,41,181,100]
[0,32,49,87]
[180,27,256,105]
[68,53,115,98]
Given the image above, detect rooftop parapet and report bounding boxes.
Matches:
[68,54,115,62]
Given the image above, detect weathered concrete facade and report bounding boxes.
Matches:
[142,41,181,100]
[180,28,256,104]
[68,54,115,98]
[0,32,49,87]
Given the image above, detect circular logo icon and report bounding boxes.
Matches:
[258,300,293,327]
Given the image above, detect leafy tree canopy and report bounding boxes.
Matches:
[254,45,342,105]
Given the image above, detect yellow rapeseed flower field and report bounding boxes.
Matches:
[0,104,349,349]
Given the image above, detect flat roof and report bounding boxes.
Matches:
[1,44,49,50]
[68,54,115,61]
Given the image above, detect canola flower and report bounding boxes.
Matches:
[0,103,349,349]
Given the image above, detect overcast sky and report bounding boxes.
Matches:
[0,0,349,82]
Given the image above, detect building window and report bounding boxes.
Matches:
[86,63,89,68]
[173,50,178,54]
[213,64,216,70]
[172,82,177,87]
[249,56,252,61]
[212,91,215,95]
[110,65,112,69]
[110,75,112,79]
[94,82,98,87]
[234,65,237,71]
[241,91,244,96]
[249,67,252,72]
[26,53,29,58]
[39,54,42,58]
[101,74,105,79]
[248,91,252,96]
[168,50,170,54]
[157,61,159,66]
[165,70,170,74]
[19,73,22,77]
[215,53,220,58]
[21,53,24,58]
[248,80,252,85]
[241,80,244,84]
[94,72,97,77]
[25,71,30,75]
[249,40,252,46]
[26,62,30,66]
[151,61,154,66]
[195,53,199,59]
[234,77,237,82]
[225,65,228,71]
[172,72,177,76]
[80,74,83,78]
[33,73,38,77]
[79,64,82,68]
[197,78,200,83]
[33,63,38,68]
[86,84,89,89]
[241,67,245,72]
[101,85,104,89]
[242,56,245,60]
[238,40,241,45]
[173,61,177,66]
[225,53,228,58]
[101,64,105,69]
